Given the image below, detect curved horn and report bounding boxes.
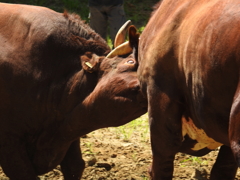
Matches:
[106,25,139,58]
[114,20,132,48]
[106,41,132,58]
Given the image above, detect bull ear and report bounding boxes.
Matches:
[129,25,140,49]
[80,52,103,73]
[128,25,140,60]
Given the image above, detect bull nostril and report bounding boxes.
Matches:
[128,79,140,92]
[132,84,140,91]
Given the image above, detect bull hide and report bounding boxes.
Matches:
[138,0,240,179]
[0,3,147,180]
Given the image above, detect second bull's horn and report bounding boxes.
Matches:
[106,20,133,58]
[106,41,132,58]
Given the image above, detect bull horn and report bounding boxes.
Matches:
[114,20,132,48]
[106,41,132,58]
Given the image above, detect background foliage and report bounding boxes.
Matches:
[1,0,159,28]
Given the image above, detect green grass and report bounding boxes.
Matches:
[180,156,209,167]
[109,113,150,143]
[83,113,150,146]
[83,142,95,155]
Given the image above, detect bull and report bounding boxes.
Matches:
[0,3,147,180]
[138,0,240,179]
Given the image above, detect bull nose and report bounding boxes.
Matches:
[132,83,140,92]
[129,79,140,92]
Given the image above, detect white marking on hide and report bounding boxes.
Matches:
[182,118,222,151]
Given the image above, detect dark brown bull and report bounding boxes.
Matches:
[138,0,240,179]
[0,3,147,180]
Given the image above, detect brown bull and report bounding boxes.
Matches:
[0,3,147,180]
[138,0,240,179]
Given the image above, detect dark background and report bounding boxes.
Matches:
[1,0,159,28]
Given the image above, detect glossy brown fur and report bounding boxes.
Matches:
[138,0,240,179]
[0,3,147,180]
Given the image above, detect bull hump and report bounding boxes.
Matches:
[181,117,222,151]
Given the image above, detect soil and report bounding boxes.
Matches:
[0,115,240,180]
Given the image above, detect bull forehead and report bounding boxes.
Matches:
[182,117,222,151]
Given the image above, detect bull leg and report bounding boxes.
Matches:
[229,89,240,167]
[210,145,237,180]
[0,138,37,180]
[61,139,85,180]
[147,87,183,180]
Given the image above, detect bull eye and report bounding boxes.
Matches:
[126,60,135,64]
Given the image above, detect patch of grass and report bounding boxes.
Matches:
[83,142,95,155]
[110,114,150,143]
[180,156,208,167]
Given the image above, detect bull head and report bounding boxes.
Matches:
[81,21,140,73]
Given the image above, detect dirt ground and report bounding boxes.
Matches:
[0,115,240,180]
